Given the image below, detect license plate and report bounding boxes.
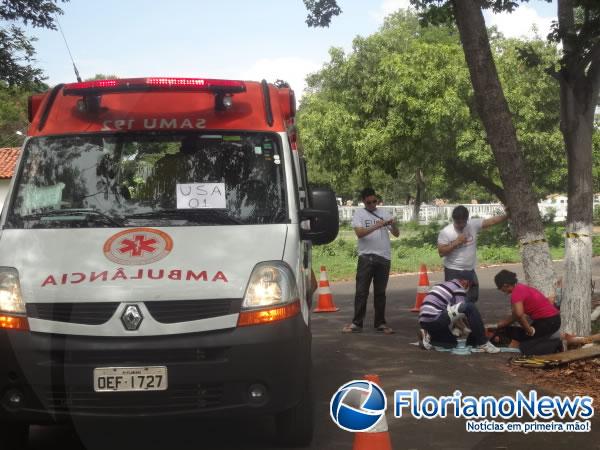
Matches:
[93,366,168,392]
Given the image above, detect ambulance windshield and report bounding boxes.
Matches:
[5,133,288,228]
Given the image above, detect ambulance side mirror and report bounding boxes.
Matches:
[300,187,339,245]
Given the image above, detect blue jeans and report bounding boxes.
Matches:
[352,254,390,328]
[420,302,487,348]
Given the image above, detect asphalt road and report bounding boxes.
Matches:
[28,259,600,450]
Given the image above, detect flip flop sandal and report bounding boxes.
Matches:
[376,325,394,335]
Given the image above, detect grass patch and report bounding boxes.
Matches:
[392,243,444,273]
[312,223,600,281]
[478,245,520,264]
[312,239,358,280]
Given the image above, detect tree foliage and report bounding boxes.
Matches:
[303,0,341,27]
[0,0,67,87]
[0,84,29,147]
[86,74,119,81]
[0,80,47,147]
[298,11,571,204]
[548,0,600,73]
[0,72,119,147]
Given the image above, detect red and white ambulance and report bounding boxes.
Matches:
[0,77,338,447]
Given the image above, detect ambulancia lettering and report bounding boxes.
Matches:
[40,269,229,287]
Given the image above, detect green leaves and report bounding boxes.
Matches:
[297,9,580,203]
[303,0,341,27]
[298,12,474,201]
[0,0,65,28]
[0,82,47,147]
[0,1,68,86]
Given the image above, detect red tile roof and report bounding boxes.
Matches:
[0,148,20,179]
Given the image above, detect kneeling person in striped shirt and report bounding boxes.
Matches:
[418,272,499,353]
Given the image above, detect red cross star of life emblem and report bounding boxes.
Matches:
[103,228,173,265]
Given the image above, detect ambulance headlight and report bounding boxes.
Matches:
[242,262,299,309]
[0,268,25,314]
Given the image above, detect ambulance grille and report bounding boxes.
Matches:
[145,299,241,324]
[43,384,225,414]
[55,347,228,365]
[26,302,119,325]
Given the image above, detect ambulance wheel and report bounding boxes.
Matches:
[0,422,29,450]
[275,383,314,447]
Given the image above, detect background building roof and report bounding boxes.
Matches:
[0,148,20,179]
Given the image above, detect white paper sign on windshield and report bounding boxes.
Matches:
[176,183,226,209]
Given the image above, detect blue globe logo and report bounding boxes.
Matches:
[330,380,387,432]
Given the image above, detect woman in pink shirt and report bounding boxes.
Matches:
[494,270,561,346]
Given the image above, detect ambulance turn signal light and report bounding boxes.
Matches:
[237,300,300,327]
[63,77,247,96]
[0,315,29,331]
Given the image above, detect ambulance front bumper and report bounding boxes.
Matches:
[0,315,311,424]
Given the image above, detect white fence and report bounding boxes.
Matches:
[339,204,505,224]
[339,201,600,224]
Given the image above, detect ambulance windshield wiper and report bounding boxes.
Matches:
[125,209,243,225]
[20,209,125,227]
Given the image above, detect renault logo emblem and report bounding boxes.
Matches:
[121,304,143,331]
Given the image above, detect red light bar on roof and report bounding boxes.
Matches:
[63,77,246,96]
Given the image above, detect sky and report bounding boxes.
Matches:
[21,0,558,98]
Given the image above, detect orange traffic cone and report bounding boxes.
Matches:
[352,374,393,450]
[411,264,430,312]
[314,266,339,313]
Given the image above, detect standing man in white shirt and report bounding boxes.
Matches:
[343,188,399,334]
[437,205,508,302]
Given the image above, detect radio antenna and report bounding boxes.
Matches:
[57,19,82,82]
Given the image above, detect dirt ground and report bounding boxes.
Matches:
[508,357,600,403]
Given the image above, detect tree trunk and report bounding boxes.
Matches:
[561,104,593,335]
[451,0,555,295]
[557,0,600,336]
[412,168,425,222]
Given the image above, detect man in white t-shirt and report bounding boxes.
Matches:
[437,205,508,302]
[342,188,399,334]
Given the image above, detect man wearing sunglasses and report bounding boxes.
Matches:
[343,188,399,334]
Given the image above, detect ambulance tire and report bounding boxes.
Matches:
[275,382,314,447]
[0,422,29,450]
